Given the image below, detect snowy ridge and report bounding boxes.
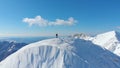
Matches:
[91,31,120,56]
[0,38,120,68]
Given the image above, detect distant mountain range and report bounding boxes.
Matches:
[0,40,27,61]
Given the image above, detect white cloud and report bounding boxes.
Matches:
[23,16,48,26]
[23,16,77,26]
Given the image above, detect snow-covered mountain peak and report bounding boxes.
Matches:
[103,31,120,37]
[105,30,117,34]
[72,33,91,40]
[102,31,120,40]
[95,31,118,39]
[92,31,120,55]
[0,38,120,68]
[92,31,120,44]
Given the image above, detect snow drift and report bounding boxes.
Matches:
[0,38,120,68]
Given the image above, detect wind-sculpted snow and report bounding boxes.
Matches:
[0,38,120,68]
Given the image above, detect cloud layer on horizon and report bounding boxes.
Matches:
[23,16,77,27]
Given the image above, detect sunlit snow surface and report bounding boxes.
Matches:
[92,31,120,56]
[0,38,120,68]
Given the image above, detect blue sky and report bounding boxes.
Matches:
[0,0,120,37]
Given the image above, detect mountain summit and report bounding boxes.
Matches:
[0,38,120,68]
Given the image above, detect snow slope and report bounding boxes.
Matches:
[0,38,120,68]
[92,31,120,56]
[0,40,27,61]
